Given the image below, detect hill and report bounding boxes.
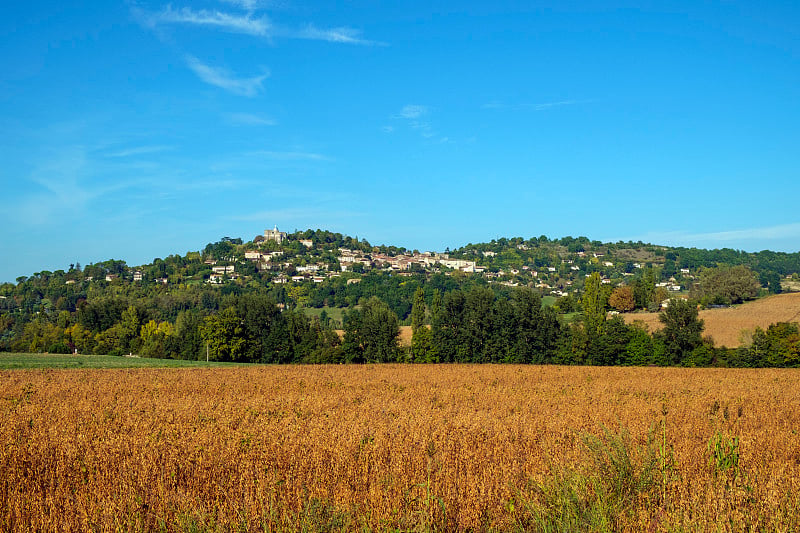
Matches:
[622,292,800,348]
[3,227,799,365]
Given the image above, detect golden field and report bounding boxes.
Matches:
[623,292,800,348]
[2,364,800,531]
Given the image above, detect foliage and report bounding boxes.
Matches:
[2,227,799,368]
[410,287,435,363]
[739,322,800,367]
[581,272,608,337]
[691,265,761,305]
[708,432,741,479]
[342,296,400,363]
[657,299,704,365]
[608,285,635,312]
[432,286,561,364]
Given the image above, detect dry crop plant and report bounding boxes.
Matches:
[1,365,800,531]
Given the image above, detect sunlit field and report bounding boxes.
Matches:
[2,364,799,531]
[623,292,800,348]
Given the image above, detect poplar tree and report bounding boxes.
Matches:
[410,287,434,362]
[582,272,607,337]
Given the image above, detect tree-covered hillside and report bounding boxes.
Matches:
[2,228,798,366]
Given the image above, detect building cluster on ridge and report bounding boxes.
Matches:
[73,226,727,301]
[206,226,692,299]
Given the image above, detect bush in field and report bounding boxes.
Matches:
[517,425,662,532]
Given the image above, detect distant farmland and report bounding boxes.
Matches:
[623,292,800,348]
[363,293,800,350]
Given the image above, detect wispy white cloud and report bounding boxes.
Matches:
[296,24,382,46]
[186,56,269,97]
[143,5,271,36]
[636,223,800,250]
[249,150,329,161]
[136,5,380,46]
[392,104,440,139]
[396,104,429,119]
[105,145,173,158]
[225,112,277,126]
[221,0,261,12]
[11,146,137,225]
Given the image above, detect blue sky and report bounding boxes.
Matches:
[1,1,799,282]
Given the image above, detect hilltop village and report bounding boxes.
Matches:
[197,226,697,301]
[4,225,799,367]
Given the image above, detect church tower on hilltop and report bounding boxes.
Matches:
[263,225,287,244]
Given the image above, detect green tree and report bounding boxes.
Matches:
[509,288,562,364]
[633,268,656,310]
[200,307,245,362]
[139,320,174,358]
[658,299,704,365]
[623,321,654,366]
[760,271,783,295]
[691,265,760,305]
[582,272,607,337]
[170,310,204,360]
[462,287,495,363]
[755,322,800,367]
[119,305,142,352]
[236,294,284,363]
[360,297,400,363]
[342,297,399,363]
[431,289,466,363]
[410,287,434,362]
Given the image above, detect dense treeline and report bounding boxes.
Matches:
[1,231,798,366]
[2,279,797,367]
